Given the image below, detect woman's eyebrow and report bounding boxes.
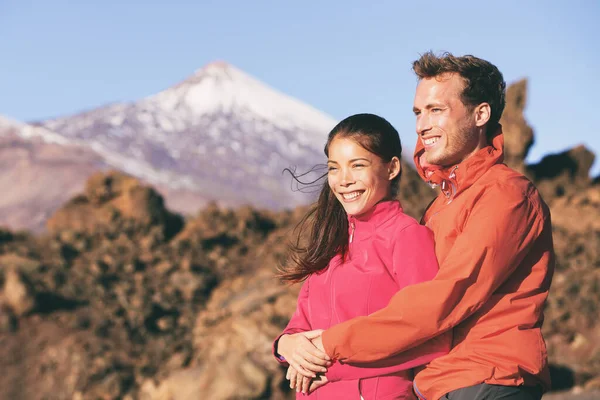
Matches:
[349,158,370,163]
[327,157,371,163]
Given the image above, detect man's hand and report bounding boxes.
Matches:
[311,335,325,353]
[277,330,331,378]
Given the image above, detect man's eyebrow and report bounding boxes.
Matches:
[414,103,445,112]
[425,103,446,109]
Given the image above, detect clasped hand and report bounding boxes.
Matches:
[277,330,331,394]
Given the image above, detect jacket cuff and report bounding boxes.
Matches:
[273,333,289,365]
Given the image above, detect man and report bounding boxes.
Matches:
[316,52,555,399]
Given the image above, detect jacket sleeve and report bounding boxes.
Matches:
[322,184,547,363]
[272,278,312,365]
[326,224,450,381]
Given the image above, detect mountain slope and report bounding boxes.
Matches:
[0,116,107,230]
[38,62,336,209]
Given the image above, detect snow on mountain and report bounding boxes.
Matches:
[0,115,72,146]
[38,61,337,209]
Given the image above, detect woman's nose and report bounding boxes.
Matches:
[340,169,355,186]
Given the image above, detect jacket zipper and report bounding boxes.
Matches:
[424,165,459,226]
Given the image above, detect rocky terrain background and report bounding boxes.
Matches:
[0,80,599,399]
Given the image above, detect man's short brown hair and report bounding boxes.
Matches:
[413,51,506,140]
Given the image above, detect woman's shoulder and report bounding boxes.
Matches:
[388,208,423,233]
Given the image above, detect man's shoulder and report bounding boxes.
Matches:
[477,164,549,213]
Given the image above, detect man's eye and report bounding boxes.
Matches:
[353,164,365,168]
[328,166,337,171]
[432,108,442,112]
[413,111,421,116]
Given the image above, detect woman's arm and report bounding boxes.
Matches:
[273,279,312,364]
[273,278,331,377]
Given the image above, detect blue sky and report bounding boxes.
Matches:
[1,1,599,175]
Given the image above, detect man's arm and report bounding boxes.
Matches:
[325,224,450,381]
[322,184,548,363]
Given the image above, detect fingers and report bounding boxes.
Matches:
[308,375,328,394]
[298,336,330,362]
[301,375,312,394]
[295,369,304,393]
[302,335,330,362]
[288,366,314,394]
[288,358,316,378]
[303,344,331,364]
[288,367,297,390]
[283,333,331,378]
[302,329,324,339]
[308,380,319,394]
[295,349,329,372]
[292,352,326,375]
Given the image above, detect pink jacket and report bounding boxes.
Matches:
[274,200,451,399]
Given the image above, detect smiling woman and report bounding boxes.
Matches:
[273,113,451,399]
[279,113,405,281]
[326,127,401,217]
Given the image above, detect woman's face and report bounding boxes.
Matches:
[327,136,399,217]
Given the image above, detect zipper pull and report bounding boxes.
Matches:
[349,222,355,243]
[449,165,458,180]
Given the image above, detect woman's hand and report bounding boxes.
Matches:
[287,365,312,394]
[287,366,329,394]
[277,330,332,378]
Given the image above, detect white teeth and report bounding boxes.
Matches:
[342,192,361,200]
[423,137,439,145]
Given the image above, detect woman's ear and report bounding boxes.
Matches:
[388,157,401,180]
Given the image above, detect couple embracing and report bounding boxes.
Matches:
[274,52,554,400]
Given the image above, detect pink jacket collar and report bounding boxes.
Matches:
[347,200,403,241]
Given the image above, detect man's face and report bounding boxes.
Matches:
[413,73,484,167]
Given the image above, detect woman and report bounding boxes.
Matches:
[273,113,451,399]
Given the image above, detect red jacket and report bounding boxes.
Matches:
[274,200,450,399]
[322,129,555,399]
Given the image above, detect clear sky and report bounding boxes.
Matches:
[1,1,599,175]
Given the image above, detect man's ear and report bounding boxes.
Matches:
[388,157,401,180]
[475,102,491,127]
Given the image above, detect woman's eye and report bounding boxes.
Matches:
[328,166,337,171]
[353,164,365,168]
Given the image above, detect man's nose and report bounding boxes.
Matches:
[416,114,432,135]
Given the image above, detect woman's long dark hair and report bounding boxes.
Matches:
[278,113,403,283]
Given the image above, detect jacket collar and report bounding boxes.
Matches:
[347,200,402,242]
[413,125,505,201]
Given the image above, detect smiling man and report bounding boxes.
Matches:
[317,52,555,400]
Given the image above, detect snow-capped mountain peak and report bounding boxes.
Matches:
[149,61,335,134]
